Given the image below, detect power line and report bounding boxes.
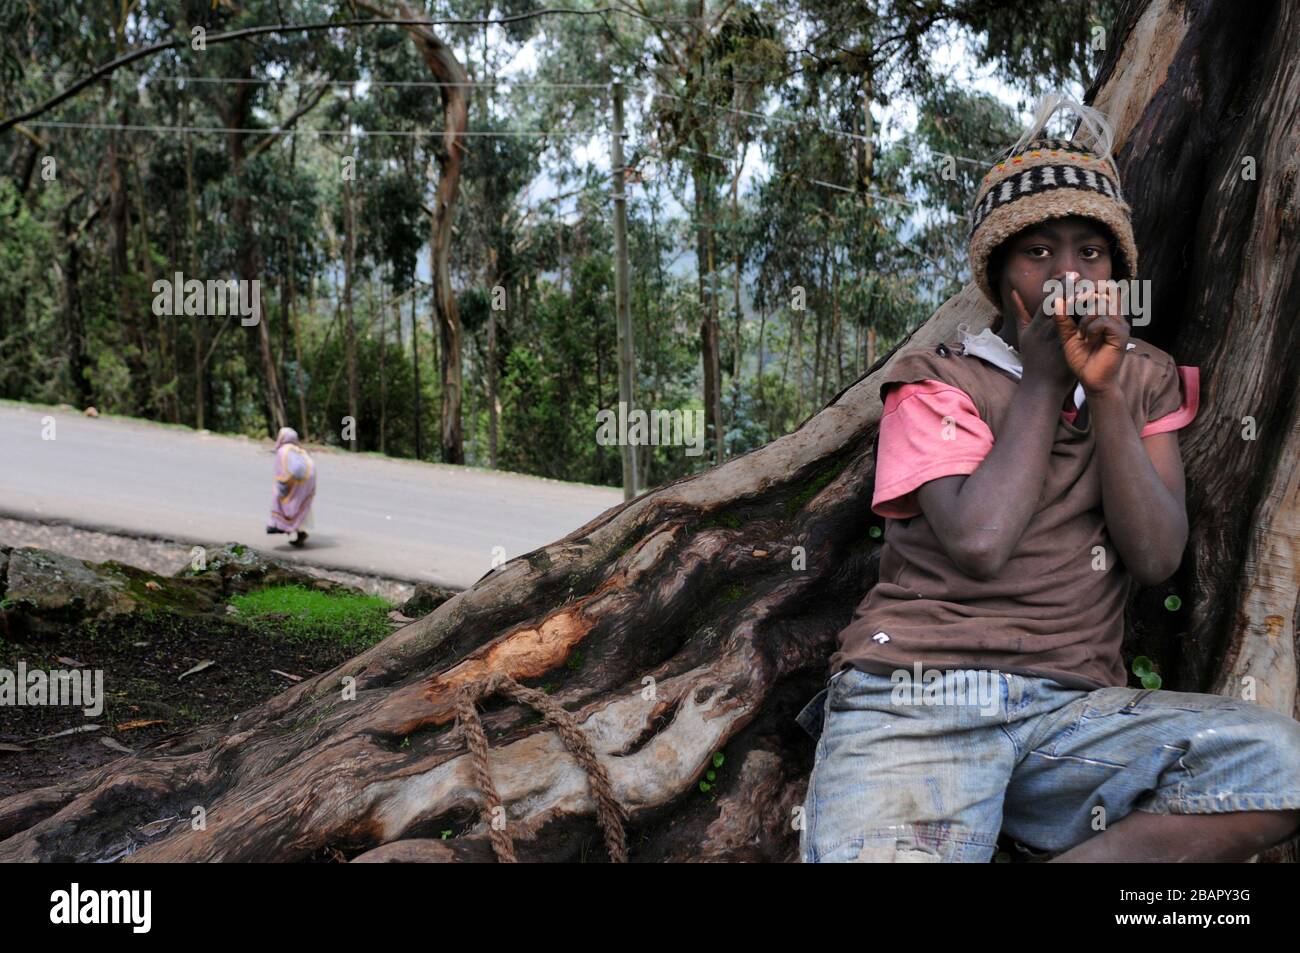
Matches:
[665,144,968,220]
[36,72,610,91]
[25,119,599,138]
[640,85,990,168]
[28,70,991,166]
[785,172,969,220]
[0,9,648,134]
[27,124,967,219]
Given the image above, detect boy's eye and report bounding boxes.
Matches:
[1080,246,1103,259]
[1024,245,1051,258]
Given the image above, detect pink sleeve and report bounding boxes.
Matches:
[872,380,995,519]
[1141,366,1199,437]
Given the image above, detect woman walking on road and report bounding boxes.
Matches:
[266,427,316,547]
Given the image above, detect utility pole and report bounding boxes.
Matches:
[610,80,638,500]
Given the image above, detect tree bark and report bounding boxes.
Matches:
[379,277,388,456]
[225,63,287,434]
[693,158,724,467]
[343,120,360,452]
[185,102,204,431]
[357,0,468,465]
[1,0,1296,864]
[412,290,423,460]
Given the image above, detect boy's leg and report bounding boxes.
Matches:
[1000,683,1300,861]
[801,667,1015,863]
[1049,807,1300,862]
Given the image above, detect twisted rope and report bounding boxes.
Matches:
[454,671,628,862]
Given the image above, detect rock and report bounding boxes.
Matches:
[0,546,216,633]
[400,582,458,619]
[0,542,369,635]
[3,547,133,626]
[179,542,325,597]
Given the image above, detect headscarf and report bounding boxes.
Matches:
[275,426,299,451]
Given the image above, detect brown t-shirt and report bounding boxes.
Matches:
[830,336,1191,691]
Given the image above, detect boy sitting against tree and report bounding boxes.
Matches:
[797,96,1300,863]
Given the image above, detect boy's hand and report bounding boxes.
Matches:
[1050,281,1129,396]
[1011,288,1075,396]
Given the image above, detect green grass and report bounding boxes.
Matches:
[229,585,393,649]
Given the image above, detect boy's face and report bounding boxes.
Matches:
[994,216,1115,344]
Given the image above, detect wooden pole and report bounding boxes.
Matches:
[610,80,638,499]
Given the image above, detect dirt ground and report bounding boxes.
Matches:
[0,609,385,799]
[0,516,420,798]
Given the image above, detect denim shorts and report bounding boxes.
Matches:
[797,666,1300,862]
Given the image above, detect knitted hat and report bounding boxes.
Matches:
[968,94,1138,308]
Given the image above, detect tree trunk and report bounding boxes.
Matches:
[60,213,92,409]
[379,277,388,456]
[289,247,308,440]
[343,121,360,452]
[2,0,1296,864]
[695,160,724,467]
[412,290,423,460]
[186,106,204,431]
[288,136,309,439]
[358,0,468,465]
[728,132,748,445]
[225,65,286,434]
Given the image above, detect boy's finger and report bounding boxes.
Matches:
[1097,314,1127,346]
[1050,290,1077,340]
[1078,313,1104,345]
[1071,290,1104,338]
[1011,289,1033,331]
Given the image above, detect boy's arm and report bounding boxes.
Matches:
[915,373,1070,580]
[1088,392,1188,584]
[1062,285,1188,585]
[915,289,1078,580]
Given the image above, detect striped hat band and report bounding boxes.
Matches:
[969,163,1124,238]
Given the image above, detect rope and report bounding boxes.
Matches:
[454,671,628,863]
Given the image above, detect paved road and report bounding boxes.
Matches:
[0,402,624,588]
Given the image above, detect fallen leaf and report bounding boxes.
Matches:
[179,660,216,681]
[271,669,303,682]
[100,737,133,754]
[31,724,101,742]
[752,550,769,558]
[56,656,86,668]
[115,719,166,732]
[145,580,161,591]
[0,743,27,754]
